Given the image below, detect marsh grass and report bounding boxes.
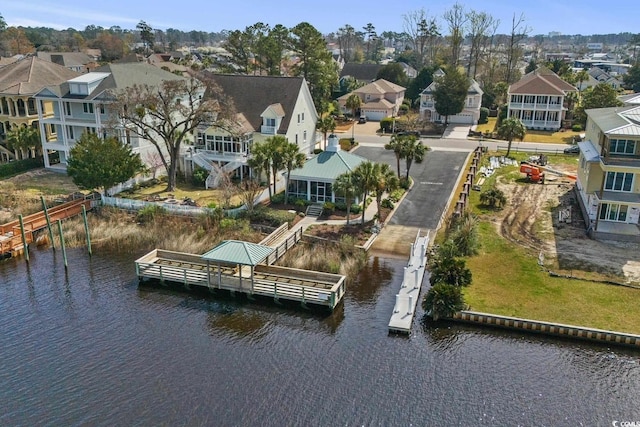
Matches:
[277,236,368,283]
[57,207,263,254]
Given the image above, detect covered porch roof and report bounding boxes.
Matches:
[202,240,274,266]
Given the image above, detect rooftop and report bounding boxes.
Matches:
[201,240,274,266]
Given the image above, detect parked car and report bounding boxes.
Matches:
[563,145,580,154]
[358,115,367,124]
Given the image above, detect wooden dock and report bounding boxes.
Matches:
[0,197,95,257]
[388,230,429,333]
[135,249,346,310]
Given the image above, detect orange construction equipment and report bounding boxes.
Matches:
[520,162,545,184]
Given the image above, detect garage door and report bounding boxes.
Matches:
[449,113,473,124]
[362,110,385,121]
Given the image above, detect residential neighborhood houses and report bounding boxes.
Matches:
[0,12,639,246]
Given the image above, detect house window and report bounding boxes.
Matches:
[303,130,307,143]
[536,96,548,104]
[511,95,523,103]
[604,172,634,192]
[67,126,74,139]
[535,111,545,121]
[524,95,535,104]
[301,112,305,122]
[266,118,276,127]
[609,139,636,155]
[83,103,94,114]
[522,111,533,120]
[295,134,298,144]
[86,127,96,134]
[65,102,71,116]
[99,104,105,114]
[599,203,628,222]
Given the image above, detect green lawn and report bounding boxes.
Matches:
[475,117,583,144]
[464,222,640,334]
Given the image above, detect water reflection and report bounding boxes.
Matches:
[349,255,394,304]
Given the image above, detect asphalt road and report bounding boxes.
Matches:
[354,146,469,229]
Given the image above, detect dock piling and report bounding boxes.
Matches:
[40,196,55,251]
[57,219,67,269]
[82,205,92,256]
[18,214,29,263]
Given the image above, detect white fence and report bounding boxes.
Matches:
[101,196,246,217]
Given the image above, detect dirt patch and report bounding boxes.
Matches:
[492,170,640,284]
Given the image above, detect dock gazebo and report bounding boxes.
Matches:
[201,240,274,292]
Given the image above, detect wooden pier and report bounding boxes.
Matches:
[136,224,346,310]
[388,230,429,333]
[0,197,95,257]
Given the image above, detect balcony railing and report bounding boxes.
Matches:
[192,149,249,162]
[261,125,276,135]
[509,102,562,110]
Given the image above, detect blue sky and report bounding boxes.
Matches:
[2,0,635,35]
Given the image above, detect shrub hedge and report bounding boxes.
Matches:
[0,157,44,179]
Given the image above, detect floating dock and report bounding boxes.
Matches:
[388,230,429,333]
[135,225,346,310]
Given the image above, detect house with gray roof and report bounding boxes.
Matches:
[36,52,95,73]
[507,67,577,131]
[575,105,640,241]
[419,69,484,125]
[34,62,186,170]
[188,73,318,188]
[287,134,366,203]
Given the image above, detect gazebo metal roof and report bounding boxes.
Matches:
[201,240,274,266]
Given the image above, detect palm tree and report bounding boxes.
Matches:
[479,187,507,208]
[281,142,306,204]
[373,163,399,222]
[316,115,336,150]
[353,161,377,225]
[345,93,361,141]
[422,283,465,321]
[497,116,526,157]
[266,135,288,196]
[248,141,272,198]
[6,125,40,160]
[403,136,427,181]
[333,172,358,225]
[384,134,406,178]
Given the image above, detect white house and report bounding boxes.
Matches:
[507,67,577,131]
[34,62,188,170]
[188,73,319,188]
[419,69,484,125]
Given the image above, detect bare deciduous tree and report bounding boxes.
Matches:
[504,13,531,84]
[466,10,499,79]
[443,2,468,68]
[403,8,440,68]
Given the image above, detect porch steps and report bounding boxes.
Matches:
[305,203,324,218]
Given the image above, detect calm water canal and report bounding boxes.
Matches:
[1,247,639,425]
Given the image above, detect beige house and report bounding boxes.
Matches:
[575,106,640,241]
[337,79,405,121]
[0,57,80,162]
[507,67,577,131]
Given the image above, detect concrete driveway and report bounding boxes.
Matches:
[442,125,471,139]
[354,146,470,255]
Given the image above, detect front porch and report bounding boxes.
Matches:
[592,221,640,243]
